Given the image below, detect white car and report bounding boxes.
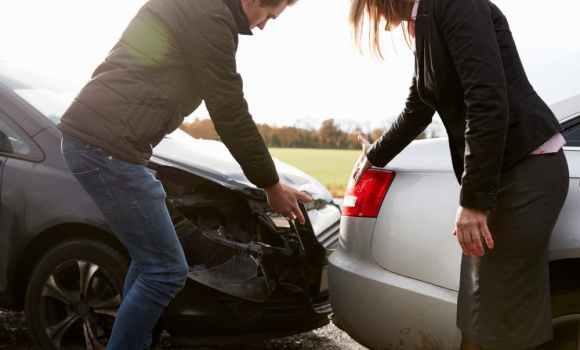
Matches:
[328,94,580,350]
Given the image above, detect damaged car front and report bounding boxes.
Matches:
[149,130,342,345]
[0,63,341,349]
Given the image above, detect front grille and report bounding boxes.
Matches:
[217,291,326,319]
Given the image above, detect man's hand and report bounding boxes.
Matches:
[352,135,373,185]
[453,206,494,258]
[264,182,312,224]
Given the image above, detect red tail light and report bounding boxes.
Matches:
[342,169,395,218]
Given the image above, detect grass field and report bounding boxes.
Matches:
[269,148,361,198]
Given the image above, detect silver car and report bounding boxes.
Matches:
[329,94,580,350]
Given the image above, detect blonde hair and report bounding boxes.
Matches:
[349,0,415,59]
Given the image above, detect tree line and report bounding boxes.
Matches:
[179,118,439,149]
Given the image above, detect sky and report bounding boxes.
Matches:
[1,0,579,133]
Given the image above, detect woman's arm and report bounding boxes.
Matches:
[367,74,435,167]
[438,0,509,211]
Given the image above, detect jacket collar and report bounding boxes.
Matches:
[417,0,429,17]
[414,0,429,63]
[414,0,432,106]
[415,0,429,45]
[223,0,253,36]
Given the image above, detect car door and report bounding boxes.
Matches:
[0,117,6,230]
[0,109,45,293]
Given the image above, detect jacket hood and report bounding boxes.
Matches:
[151,129,333,202]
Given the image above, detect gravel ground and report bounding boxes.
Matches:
[0,308,368,350]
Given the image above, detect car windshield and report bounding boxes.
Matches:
[0,64,77,124]
[13,88,73,124]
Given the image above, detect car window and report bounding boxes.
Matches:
[0,114,43,161]
[0,64,76,124]
[562,116,580,147]
[12,88,72,124]
[0,119,31,155]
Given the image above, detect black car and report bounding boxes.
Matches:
[0,62,341,349]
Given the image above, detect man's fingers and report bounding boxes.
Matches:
[295,209,306,225]
[290,194,306,224]
[295,191,312,202]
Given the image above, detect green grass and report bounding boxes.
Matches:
[269,148,361,197]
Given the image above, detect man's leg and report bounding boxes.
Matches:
[61,138,189,350]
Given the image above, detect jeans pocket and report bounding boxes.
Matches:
[72,168,117,214]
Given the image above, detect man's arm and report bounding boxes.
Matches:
[183,8,311,221]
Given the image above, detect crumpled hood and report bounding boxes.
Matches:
[151,129,333,202]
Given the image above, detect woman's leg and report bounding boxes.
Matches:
[456,151,568,349]
[462,332,538,350]
[461,333,487,350]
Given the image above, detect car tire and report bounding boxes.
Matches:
[25,239,129,350]
[537,262,580,350]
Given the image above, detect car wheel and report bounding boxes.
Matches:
[538,263,580,350]
[25,239,129,350]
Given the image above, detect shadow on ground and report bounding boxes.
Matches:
[0,308,366,350]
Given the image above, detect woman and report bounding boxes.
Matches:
[349,0,569,349]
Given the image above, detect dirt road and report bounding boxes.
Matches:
[0,308,367,350]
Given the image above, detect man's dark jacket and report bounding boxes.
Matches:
[57,0,279,188]
[367,0,562,211]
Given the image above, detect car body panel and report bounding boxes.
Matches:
[369,98,580,291]
[153,129,333,203]
[329,94,580,349]
[0,113,110,301]
[552,94,580,122]
[329,217,461,349]
[371,169,461,290]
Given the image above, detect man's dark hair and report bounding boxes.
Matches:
[260,0,298,7]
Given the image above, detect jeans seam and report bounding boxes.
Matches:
[105,157,178,292]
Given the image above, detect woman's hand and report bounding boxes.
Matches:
[352,135,374,185]
[453,206,494,258]
[264,181,312,224]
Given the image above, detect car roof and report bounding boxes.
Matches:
[551,94,580,121]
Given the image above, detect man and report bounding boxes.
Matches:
[57,0,306,348]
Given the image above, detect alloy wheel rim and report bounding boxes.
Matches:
[38,260,122,350]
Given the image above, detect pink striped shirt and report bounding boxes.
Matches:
[412,0,420,20]
[531,133,566,154]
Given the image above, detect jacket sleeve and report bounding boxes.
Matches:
[367,74,435,167]
[438,0,509,211]
[182,9,279,189]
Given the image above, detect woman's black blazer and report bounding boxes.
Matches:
[367,0,562,211]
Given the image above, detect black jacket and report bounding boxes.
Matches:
[57,0,279,188]
[367,0,562,211]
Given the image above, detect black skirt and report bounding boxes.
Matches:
[456,150,569,349]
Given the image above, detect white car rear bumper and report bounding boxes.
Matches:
[328,217,462,350]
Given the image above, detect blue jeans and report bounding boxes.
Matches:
[61,137,189,350]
